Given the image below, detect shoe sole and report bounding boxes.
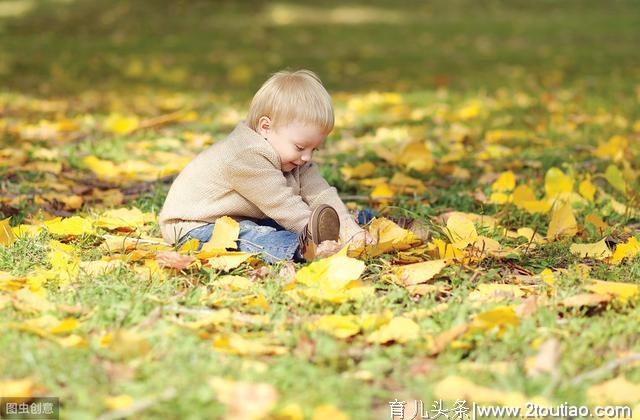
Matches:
[310,204,340,244]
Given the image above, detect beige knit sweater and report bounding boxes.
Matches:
[159,121,361,244]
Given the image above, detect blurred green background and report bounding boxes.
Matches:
[1,0,639,97]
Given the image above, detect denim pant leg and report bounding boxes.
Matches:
[237,220,299,263]
[176,223,215,250]
[176,220,299,263]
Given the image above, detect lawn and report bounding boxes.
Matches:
[1,1,639,419]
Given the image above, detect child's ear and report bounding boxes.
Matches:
[257,116,271,136]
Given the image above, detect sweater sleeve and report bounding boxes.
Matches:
[225,148,311,233]
[298,162,363,241]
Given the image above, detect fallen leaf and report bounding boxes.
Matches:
[547,202,577,240]
[156,251,196,270]
[444,214,478,248]
[492,171,516,192]
[45,216,95,237]
[312,404,350,420]
[105,394,134,410]
[367,317,419,344]
[611,237,640,264]
[569,239,612,259]
[395,259,447,286]
[584,279,639,303]
[0,217,16,246]
[587,376,640,404]
[545,167,574,198]
[209,378,278,420]
[560,293,612,308]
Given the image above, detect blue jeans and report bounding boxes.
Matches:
[176,219,301,263]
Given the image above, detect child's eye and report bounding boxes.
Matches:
[295,145,304,151]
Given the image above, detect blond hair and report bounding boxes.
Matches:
[247,69,334,133]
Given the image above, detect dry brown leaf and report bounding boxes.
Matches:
[156,251,196,270]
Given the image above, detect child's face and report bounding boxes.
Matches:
[258,118,326,172]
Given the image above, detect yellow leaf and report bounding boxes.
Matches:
[49,317,79,334]
[207,251,252,271]
[540,268,555,286]
[217,275,253,291]
[311,315,361,339]
[277,403,305,420]
[395,259,447,286]
[350,217,418,257]
[340,161,376,179]
[46,216,94,237]
[587,376,640,404]
[202,216,239,251]
[593,135,628,161]
[544,167,573,198]
[56,334,87,348]
[470,305,519,336]
[584,279,639,303]
[95,207,146,231]
[517,227,546,244]
[294,253,365,303]
[491,171,516,192]
[105,394,135,410]
[82,155,119,180]
[611,237,640,264]
[489,192,510,204]
[369,217,416,244]
[0,378,35,400]
[396,141,432,173]
[295,255,365,288]
[578,176,597,201]
[212,334,286,356]
[569,239,612,259]
[512,185,551,214]
[547,203,577,240]
[431,238,465,260]
[457,100,481,120]
[367,317,420,344]
[0,218,16,246]
[389,172,426,194]
[103,113,139,134]
[472,236,502,254]
[12,288,55,313]
[370,182,394,202]
[178,239,200,253]
[444,214,478,249]
[604,164,627,193]
[561,293,612,308]
[468,284,525,303]
[312,404,350,420]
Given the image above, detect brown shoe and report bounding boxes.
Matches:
[298,204,340,260]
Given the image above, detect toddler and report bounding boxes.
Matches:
[159,69,372,262]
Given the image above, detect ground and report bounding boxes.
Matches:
[0,1,639,419]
